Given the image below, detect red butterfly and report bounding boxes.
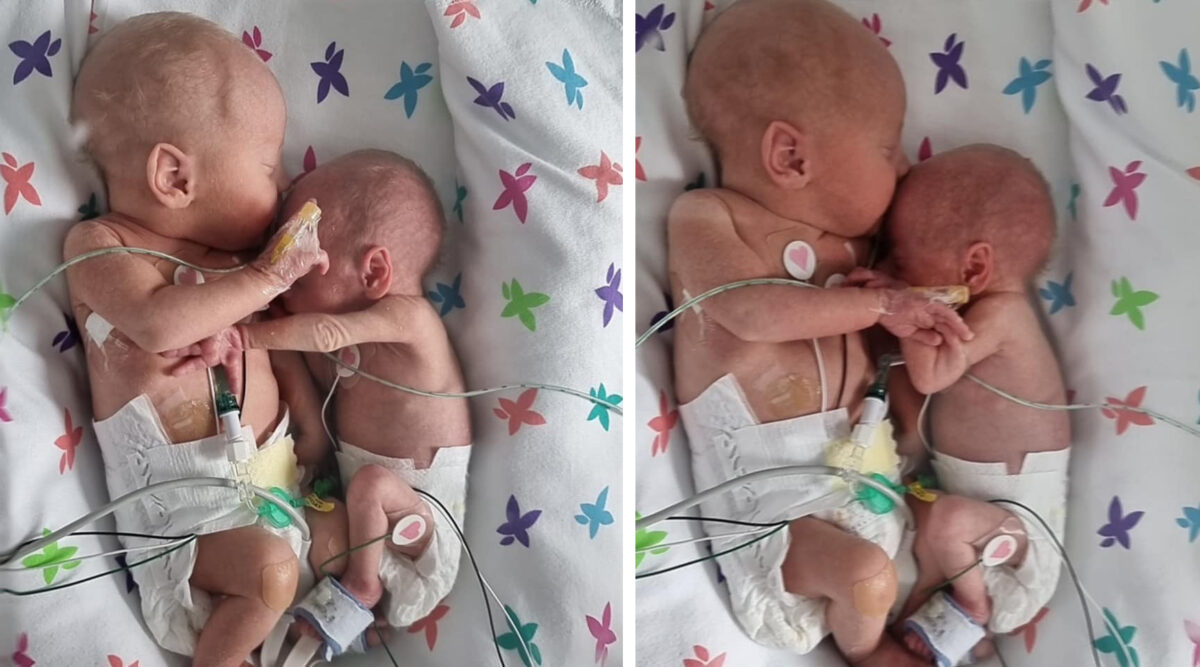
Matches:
[55,408,83,473]
[494,388,546,435]
[408,604,450,651]
[649,390,679,457]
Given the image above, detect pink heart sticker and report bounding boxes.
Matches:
[783,240,817,281]
[981,534,1018,567]
[391,514,427,546]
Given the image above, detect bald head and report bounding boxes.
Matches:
[888,144,1056,287]
[685,0,903,164]
[287,149,444,281]
[74,12,280,183]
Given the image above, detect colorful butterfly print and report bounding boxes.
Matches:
[1086,64,1127,114]
[595,263,623,327]
[1177,504,1200,543]
[2,152,41,214]
[647,291,676,333]
[493,388,546,435]
[55,407,83,473]
[861,14,890,47]
[1003,57,1052,113]
[107,657,139,667]
[587,384,622,432]
[408,604,450,651]
[547,49,587,109]
[1185,618,1200,667]
[1109,277,1157,331]
[586,602,617,665]
[385,62,433,118]
[501,279,550,332]
[11,633,33,667]
[241,26,271,62]
[648,389,678,456]
[311,42,349,103]
[576,487,614,539]
[1008,607,1050,653]
[468,76,515,121]
[1038,273,1075,315]
[635,137,647,181]
[497,496,542,548]
[78,192,100,220]
[636,4,676,53]
[494,163,536,223]
[1104,161,1145,220]
[453,181,467,222]
[9,30,61,84]
[683,644,726,667]
[1093,608,1139,667]
[931,33,968,93]
[21,528,80,584]
[1101,386,1154,435]
[1068,182,1081,220]
[1160,49,1198,112]
[918,137,933,162]
[427,273,465,317]
[1078,0,1109,11]
[496,605,542,666]
[634,513,669,567]
[444,1,480,29]
[52,312,80,352]
[0,387,11,422]
[579,152,623,203]
[1097,495,1143,549]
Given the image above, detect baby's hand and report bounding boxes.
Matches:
[878,289,973,346]
[251,201,329,292]
[163,326,248,389]
[846,267,907,290]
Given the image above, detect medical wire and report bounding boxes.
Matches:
[635,523,788,579]
[1,533,197,597]
[5,246,620,416]
[638,523,785,552]
[0,536,192,572]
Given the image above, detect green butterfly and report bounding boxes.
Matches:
[634,512,669,567]
[587,384,622,431]
[0,284,16,327]
[501,279,550,332]
[496,605,542,666]
[1093,607,1139,667]
[1110,277,1158,331]
[21,529,80,585]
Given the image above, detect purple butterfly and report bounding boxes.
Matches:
[468,77,515,121]
[9,30,61,85]
[52,312,80,353]
[1098,495,1143,549]
[311,42,349,104]
[636,4,676,53]
[1085,64,1127,115]
[647,291,676,332]
[595,263,622,327]
[931,33,968,94]
[497,495,541,548]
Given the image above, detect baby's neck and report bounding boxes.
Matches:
[721,169,847,238]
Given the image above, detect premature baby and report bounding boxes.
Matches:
[855,144,1070,665]
[668,0,970,664]
[66,13,330,666]
[174,150,473,656]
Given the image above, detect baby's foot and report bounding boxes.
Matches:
[901,628,935,662]
[339,568,384,611]
[854,634,930,667]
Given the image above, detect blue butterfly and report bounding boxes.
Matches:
[574,487,614,539]
[546,49,587,110]
[1159,48,1198,113]
[1002,57,1052,114]
[427,273,465,317]
[384,61,433,118]
[587,383,622,431]
[1039,273,1075,315]
[1177,504,1200,543]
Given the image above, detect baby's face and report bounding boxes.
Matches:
[278,194,364,315]
[884,206,959,288]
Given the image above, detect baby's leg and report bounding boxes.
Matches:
[305,500,349,579]
[781,517,898,663]
[190,526,300,667]
[340,463,435,610]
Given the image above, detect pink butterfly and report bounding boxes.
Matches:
[12,633,33,667]
[683,645,726,667]
[1100,386,1154,436]
[55,407,83,473]
[586,602,617,665]
[649,389,678,457]
[1103,160,1146,221]
[1008,606,1049,653]
[861,13,891,47]
[241,26,272,62]
[1186,167,1200,181]
[408,604,450,651]
[918,137,933,162]
[493,388,546,435]
[444,1,480,29]
[107,657,139,667]
[0,387,11,422]
[1078,0,1109,12]
[578,151,623,203]
[1187,618,1200,667]
[1,153,41,215]
[493,163,537,223]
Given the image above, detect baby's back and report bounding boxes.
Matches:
[930,294,1069,472]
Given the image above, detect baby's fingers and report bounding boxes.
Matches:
[908,329,943,346]
[161,344,202,359]
[929,305,973,341]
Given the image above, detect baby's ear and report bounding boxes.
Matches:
[361,245,394,300]
[962,241,994,294]
[145,143,195,209]
[760,121,811,189]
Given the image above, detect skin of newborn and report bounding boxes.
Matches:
[176,150,472,623]
[855,144,1070,660]
[64,13,330,667]
[668,1,970,664]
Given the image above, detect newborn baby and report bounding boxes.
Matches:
[669,0,969,664]
[180,150,472,656]
[65,13,330,666]
[860,145,1070,665]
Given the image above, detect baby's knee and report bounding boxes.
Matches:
[346,464,392,508]
[252,538,300,611]
[843,543,898,618]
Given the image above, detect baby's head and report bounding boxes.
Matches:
[74,12,288,251]
[884,144,1055,295]
[685,0,909,236]
[279,150,443,315]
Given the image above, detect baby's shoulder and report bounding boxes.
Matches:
[667,188,735,228]
[966,292,1039,332]
[62,216,125,257]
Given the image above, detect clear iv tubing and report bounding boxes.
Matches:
[2,477,309,565]
[634,466,914,532]
[4,246,620,414]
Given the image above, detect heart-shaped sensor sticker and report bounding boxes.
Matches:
[981,534,1018,567]
[336,344,361,378]
[783,240,817,281]
[392,514,427,546]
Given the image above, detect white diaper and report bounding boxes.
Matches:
[681,374,912,653]
[335,441,471,628]
[931,448,1070,633]
[92,395,310,657]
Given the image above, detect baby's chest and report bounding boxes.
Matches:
[759,230,867,288]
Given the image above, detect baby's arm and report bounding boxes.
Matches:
[63,216,325,353]
[239,296,437,353]
[900,296,1009,395]
[668,192,970,344]
[270,350,331,466]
